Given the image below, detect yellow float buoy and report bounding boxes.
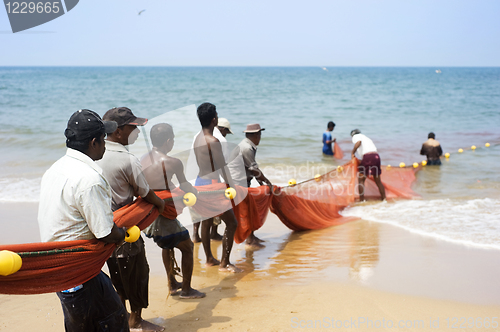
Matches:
[224,187,237,200]
[288,179,297,186]
[314,174,321,182]
[183,192,197,206]
[386,165,391,169]
[399,162,406,168]
[471,145,476,150]
[421,160,427,166]
[458,148,463,153]
[125,226,141,243]
[337,166,344,172]
[0,250,22,276]
[445,153,450,158]
[413,162,419,168]
[485,143,490,147]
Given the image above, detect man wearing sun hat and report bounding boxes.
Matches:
[98,107,166,332]
[228,123,272,248]
[38,109,130,331]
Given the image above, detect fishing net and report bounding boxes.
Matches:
[0,158,419,295]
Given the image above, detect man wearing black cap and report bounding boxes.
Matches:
[38,109,129,331]
[98,107,165,332]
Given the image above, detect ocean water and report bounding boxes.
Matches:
[0,67,499,248]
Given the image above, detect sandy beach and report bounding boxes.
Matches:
[1,202,499,332]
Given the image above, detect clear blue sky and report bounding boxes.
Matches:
[1,0,499,66]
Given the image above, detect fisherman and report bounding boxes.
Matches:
[141,123,206,299]
[193,103,241,272]
[190,117,233,242]
[38,109,129,331]
[322,121,336,156]
[228,123,272,248]
[420,132,443,165]
[98,107,166,332]
[350,129,386,201]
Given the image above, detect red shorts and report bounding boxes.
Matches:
[358,153,382,177]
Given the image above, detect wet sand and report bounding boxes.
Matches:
[1,203,500,331]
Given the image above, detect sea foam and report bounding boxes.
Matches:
[0,177,41,202]
[342,198,500,250]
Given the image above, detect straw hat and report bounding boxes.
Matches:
[243,123,265,133]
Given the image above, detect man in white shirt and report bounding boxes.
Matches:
[38,109,129,332]
[350,129,386,201]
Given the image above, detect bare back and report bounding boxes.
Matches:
[141,150,180,190]
[193,130,226,181]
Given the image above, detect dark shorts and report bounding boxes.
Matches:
[106,241,149,311]
[57,271,129,332]
[358,153,382,177]
[144,216,190,249]
[427,159,442,165]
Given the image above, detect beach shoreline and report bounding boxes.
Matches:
[1,202,500,331]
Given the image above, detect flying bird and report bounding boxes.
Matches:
[138,9,146,16]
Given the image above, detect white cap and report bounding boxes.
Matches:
[217,118,233,134]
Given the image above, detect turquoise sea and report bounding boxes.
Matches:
[0,67,499,248]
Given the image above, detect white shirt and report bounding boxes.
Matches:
[97,141,150,211]
[352,133,377,158]
[38,148,115,242]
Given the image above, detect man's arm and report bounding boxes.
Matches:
[172,159,198,195]
[420,144,426,156]
[209,138,236,188]
[78,184,125,245]
[351,141,361,159]
[99,224,126,244]
[437,145,443,157]
[144,189,165,214]
[252,167,272,186]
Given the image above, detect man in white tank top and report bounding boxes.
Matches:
[350,129,386,201]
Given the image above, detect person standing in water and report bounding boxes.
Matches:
[322,121,336,156]
[350,129,386,201]
[420,132,443,165]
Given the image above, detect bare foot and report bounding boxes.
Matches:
[253,235,265,243]
[169,280,182,296]
[179,288,206,299]
[219,264,242,273]
[245,242,265,249]
[205,257,220,267]
[192,234,202,243]
[210,232,223,241]
[130,319,165,332]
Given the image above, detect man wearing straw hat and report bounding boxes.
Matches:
[228,123,272,248]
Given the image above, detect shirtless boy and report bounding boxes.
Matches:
[141,123,205,299]
[193,102,241,273]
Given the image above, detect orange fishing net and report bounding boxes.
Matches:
[0,158,419,295]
